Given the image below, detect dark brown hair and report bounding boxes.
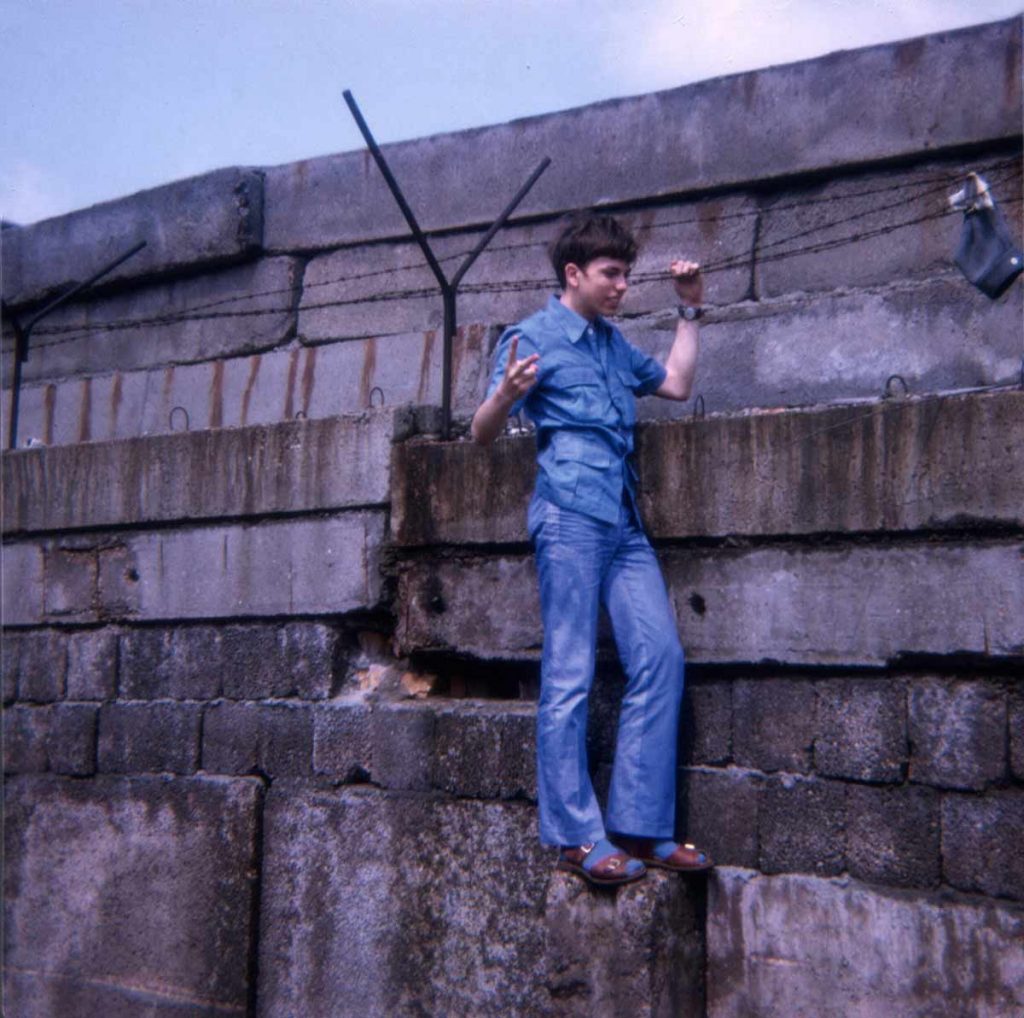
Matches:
[548,213,638,288]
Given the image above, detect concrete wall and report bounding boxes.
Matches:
[3,18,1021,448]
[3,15,1023,1018]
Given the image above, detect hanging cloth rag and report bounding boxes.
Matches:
[949,172,1023,299]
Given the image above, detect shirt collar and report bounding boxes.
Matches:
[546,294,606,344]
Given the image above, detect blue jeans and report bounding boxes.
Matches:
[529,493,685,847]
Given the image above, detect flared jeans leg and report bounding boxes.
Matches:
[602,517,685,839]
[532,496,685,847]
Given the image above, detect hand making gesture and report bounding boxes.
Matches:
[498,335,540,402]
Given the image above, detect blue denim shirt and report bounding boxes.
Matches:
[486,295,666,525]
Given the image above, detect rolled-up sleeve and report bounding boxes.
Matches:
[627,341,667,396]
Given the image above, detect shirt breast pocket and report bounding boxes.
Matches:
[547,365,606,420]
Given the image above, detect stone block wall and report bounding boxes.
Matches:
[388,389,1024,1017]
[3,15,1023,1018]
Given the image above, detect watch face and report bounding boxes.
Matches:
[679,305,702,321]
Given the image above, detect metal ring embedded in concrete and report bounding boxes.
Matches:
[884,375,910,398]
[169,406,190,432]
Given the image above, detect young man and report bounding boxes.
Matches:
[471,213,710,886]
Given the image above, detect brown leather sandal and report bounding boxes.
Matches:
[614,838,714,873]
[557,842,646,886]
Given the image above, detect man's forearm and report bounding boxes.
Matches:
[471,389,517,445]
[657,319,699,400]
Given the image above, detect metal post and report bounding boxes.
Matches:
[5,240,146,449]
[343,90,549,440]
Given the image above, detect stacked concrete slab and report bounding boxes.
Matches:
[3,15,1023,1018]
[3,17,1021,448]
[391,390,1024,1015]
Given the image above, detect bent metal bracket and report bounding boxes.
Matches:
[343,89,551,440]
[5,240,147,450]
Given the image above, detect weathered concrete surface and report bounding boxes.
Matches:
[2,167,264,308]
[9,512,385,623]
[908,678,1008,791]
[2,543,44,626]
[396,554,541,659]
[311,701,373,784]
[296,196,756,344]
[1,256,299,388]
[753,153,1022,299]
[431,699,537,800]
[942,791,1024,902]
[732,679,816,773]
[295,152,1018,346]
[677,768,762,871]
[392,392,1024,546]
[120,622,342,701]
[395,541,1024,664]
[3,412,394,534]
[4,704,97,776]
[813,678,907,783]
[66,629,119,699]
[660,538,1024,667]
[1,628,67,701]
[203,701,316,778]
[98,703,203,775]
[264,18,1021,251]
[626,277,1023,418]
[640,390,1024,538]
[3,327,485,448]
[257,786,550,1017]
[391,433,535,545]
[257,783,703,1018]
[8,270,1019,448]
[706,867,1024,1018]
[545,871,705,1017]
[3,774,262,1017]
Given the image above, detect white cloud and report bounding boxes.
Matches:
[599,0,1024,96]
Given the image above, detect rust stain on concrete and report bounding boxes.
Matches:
[634,208,657,241]
[109,372,123,439]
[451,326,466,393]
[162,366,175,420]
[43,384,56,446]
[301,345,317,417]
[698,200,724,246]
[210,360,224,429]
[894,36,926,73]
[742,71,757,111]
[360,337,378,408]
[453,324,484,393]
[284,348,300,419]
[241,355,261,427]
[78,378,92,443]
[418,330,436,401]
[1005,33,1021,102]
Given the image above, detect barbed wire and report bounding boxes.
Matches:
[12,158,1022,352]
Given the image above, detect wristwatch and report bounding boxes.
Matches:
[677,304,703,321]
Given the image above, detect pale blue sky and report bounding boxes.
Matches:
[2,0,1020,224]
